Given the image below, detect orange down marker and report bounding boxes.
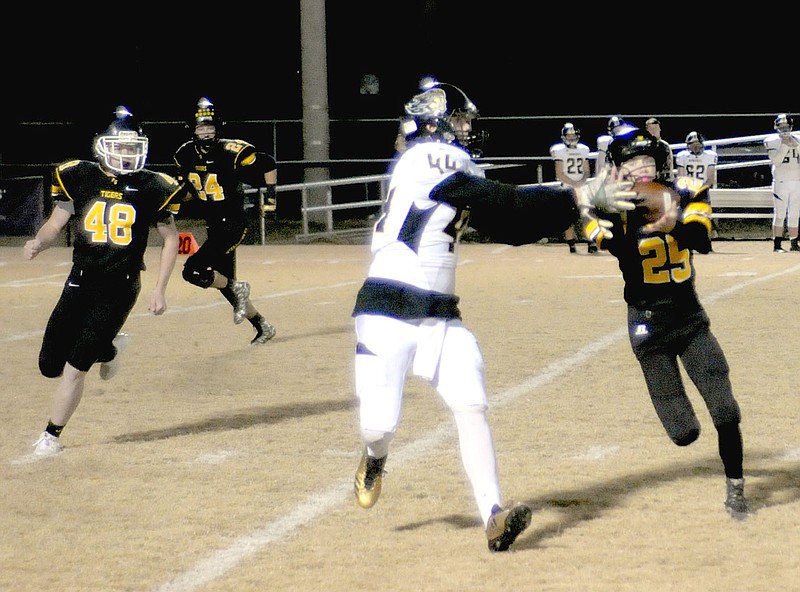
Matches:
[178,232,199,255]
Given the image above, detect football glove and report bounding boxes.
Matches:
[582,214,615,244]
[576,170,637,214]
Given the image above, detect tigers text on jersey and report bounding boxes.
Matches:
[763,133,800,181]
[52,160,181,275]
[173,138,277,227]
[549,142,591,183]
[674,149,718,183]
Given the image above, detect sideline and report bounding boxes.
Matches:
[155,262,800,592]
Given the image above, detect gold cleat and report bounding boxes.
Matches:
[486,503,532,552]
[354,449,387,509]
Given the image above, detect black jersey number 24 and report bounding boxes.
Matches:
[187,172,224,202]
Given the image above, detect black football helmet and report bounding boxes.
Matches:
[93,105,148,175]
[402,77,486,156]
[608,127,670,179]
[685,131,705,155]
[192,97,223,149]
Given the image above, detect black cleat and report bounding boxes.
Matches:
[486,503,532,552]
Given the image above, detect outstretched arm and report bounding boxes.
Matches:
[431,172,580,245]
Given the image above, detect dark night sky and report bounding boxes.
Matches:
[0,3,786,164]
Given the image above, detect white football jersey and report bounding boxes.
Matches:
[595,134,613,171]
[675,149,718,183]
[549,142,591,183]
[764,133,800,181]
[367,140,484,294]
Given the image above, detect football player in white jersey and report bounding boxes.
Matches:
[550,122,594,252]
[351,79,635,552]
[764,113,800,252]
[595,115,626,175]
[676,131,718,187]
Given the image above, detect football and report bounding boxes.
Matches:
[632,182,679,223]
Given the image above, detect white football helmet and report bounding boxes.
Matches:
[775,113,794,138]
[685,131,705,155]
[561,123,580,147]
[607,116,626,136]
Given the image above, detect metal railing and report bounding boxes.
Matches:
[247,173,389,244]
[243,133,774,244]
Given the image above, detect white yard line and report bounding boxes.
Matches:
[0,281,360,343]
[155,262,800,592]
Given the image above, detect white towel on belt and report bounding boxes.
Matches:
[412,319,447,380]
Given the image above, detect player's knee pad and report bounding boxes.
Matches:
[450,402,488,416]
[672,425,700,447]
[38,360,62,379]
[182,262,214,288]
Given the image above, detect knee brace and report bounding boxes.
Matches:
[182,262,214,288]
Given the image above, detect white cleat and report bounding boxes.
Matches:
[32,431,63,458]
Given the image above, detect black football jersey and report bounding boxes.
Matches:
[173,138,277,227]
[604,177,713,308]
[52,160,181,275]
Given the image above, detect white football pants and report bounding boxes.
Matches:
[772,179,800,237]
[354,313,503,525]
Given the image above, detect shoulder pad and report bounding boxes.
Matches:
[219,139,255,155]
[155,171,180,186]
[57,159,83,173]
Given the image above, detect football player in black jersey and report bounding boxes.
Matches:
[173,97,277,345]
[584,127,752,519]
[23,106,182,458]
